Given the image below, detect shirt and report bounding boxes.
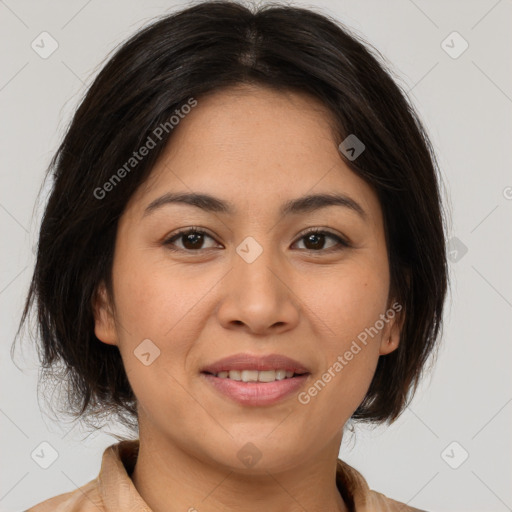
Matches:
[25,439,427,512]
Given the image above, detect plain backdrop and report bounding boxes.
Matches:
[1,1,511,511]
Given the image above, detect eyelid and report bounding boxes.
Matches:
[163,226,222,249]
[163,226,351,253]
[293,227,351,248]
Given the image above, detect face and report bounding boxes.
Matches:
[94,85,401,473]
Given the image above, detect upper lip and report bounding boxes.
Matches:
[201,353,310,374]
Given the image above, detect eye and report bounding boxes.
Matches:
[292,228,350,252]
[163,227,221,252]
[163,227,350,253]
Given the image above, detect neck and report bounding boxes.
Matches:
[131,418,350,512]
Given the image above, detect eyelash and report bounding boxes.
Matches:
[163,226,351,254]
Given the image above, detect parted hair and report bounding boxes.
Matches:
[14,0,448,434]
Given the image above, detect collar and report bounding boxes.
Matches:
[97,439,411,512]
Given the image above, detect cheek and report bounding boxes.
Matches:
[110,255,202,415]
[303,257,390,345]
[296,255,390,413]
[113,264,166,337]
[110,245,222,389]
[112,244,207,340]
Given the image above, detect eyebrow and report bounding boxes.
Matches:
[143,192,367,219]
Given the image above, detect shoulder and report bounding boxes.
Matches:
[336,458,429,512]
[23,440,140,512]
[365,489,429,511]
[24,478,103,512]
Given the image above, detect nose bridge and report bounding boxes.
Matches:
[216,233,300,333]
[233,234,285,302]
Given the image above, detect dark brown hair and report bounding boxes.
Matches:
[14,0,448,434]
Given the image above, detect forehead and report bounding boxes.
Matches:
[127,85,380,223]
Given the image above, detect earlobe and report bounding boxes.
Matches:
[379,302,404,355]
[92,281,118,346]
[380,334,399,355]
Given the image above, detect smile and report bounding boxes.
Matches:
[201,371,310,406]
[209,369,304,382]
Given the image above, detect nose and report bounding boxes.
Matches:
[216,242,301,336]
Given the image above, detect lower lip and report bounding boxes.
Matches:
[201,373,309,406]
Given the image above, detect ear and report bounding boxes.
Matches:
[379,300,404,356]
[92,281,118,346]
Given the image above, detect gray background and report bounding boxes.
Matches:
[1,0,511,511]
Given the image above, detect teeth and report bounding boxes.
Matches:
[213,369,298,382]
[276,369,287,380]
[240,370,258,382]
[257,370,277,382]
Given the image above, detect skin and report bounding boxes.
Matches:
[93,84,402,512]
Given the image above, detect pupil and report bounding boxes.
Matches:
[183,232,203,249]
[306,233,324,250]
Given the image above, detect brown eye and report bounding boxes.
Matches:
[164,228,220,251]
[163,227,349,254]
[180,231,206,250]
[293,229,349,252]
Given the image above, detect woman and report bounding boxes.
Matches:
[18,1,447,510]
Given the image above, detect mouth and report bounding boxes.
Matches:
[200,353,311,406]
[201,369,309,382]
